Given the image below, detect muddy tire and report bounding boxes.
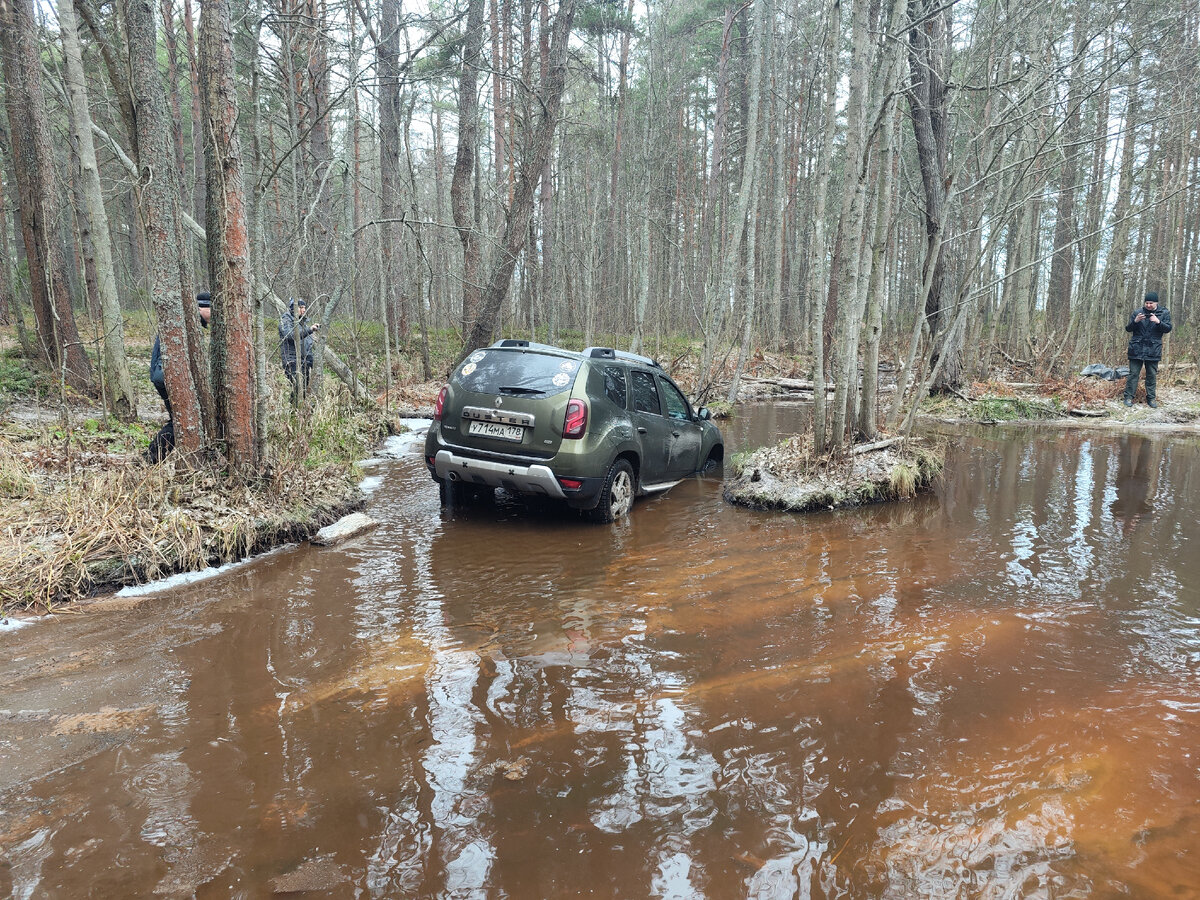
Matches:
[587,459,635,523]
[439,479,493,507]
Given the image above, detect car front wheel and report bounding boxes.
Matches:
[588,459,635,523]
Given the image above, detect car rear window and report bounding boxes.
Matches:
[453,349,581,397]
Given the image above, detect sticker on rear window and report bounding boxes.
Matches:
[470,352,486,363]
[552,373,570,386]
[461,363,477,376]
[560,361,576,371]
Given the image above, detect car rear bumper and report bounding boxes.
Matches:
[429,450,605,508]
[433,449,567,498]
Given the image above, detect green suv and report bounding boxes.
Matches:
[424,341,724,521]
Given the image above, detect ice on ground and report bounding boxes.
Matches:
[115,544,295,597]
[378,419,432,459]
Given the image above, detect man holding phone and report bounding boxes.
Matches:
[1122,291,1172,408]
[279,298,320,402]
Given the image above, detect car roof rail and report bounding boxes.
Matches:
[583,346,662,369]
[490,339,577,355]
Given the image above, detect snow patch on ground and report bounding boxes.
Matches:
[358,475,384,494]
[115,544,295,597]
[378,419,432,458]
[1,616,35,634]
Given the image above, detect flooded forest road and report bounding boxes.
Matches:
[4,408,1200,898]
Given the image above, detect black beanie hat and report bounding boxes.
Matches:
[1144,291,1158,305]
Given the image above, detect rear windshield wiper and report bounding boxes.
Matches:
[498,386,544,395]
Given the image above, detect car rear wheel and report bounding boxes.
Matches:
[439,479,493,507]
[588,459,635,523]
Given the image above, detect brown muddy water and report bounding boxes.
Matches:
[2,406,1200,898]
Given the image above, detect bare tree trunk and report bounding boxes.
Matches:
[378,0,405,348]
[200,0,257,470]
[0,0,94,393]
[0,160,15,328]
[160,0,188,186]
[859,109,900,441]
[123,0,209,455]
[906,0,954,389]
[536,0,554,342]
[1046,9,1087,333]
[459,0,577,356]
[1097,46,1142,351]
[490,0,506,194]
[808,0,840,453]
[181,0,206,245]
[724,0,768,403]
[697,8,735,379]
[452,0,486,337]
[829,0,875,448]
[59,0,137,419]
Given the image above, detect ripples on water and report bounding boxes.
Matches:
[2,417,1199,898]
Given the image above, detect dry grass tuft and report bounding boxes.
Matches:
[0,389,375,611]
[1037,376,1127,408]
[888,460,919,499]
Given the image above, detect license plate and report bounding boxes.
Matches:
[468,420,524,442]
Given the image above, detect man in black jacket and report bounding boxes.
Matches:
[279,298,320,403]
[1123,291,1172,408]
[148,293,211,461]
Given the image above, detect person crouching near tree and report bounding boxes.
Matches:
[279,298,320,403]
[148,293,211,461]
[1123,291,1172,409]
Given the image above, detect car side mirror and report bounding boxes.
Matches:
[696,407,711,421]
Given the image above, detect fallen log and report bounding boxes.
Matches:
[851,436,904,455]
[1068,407,1108,418]
[742,376,896,394]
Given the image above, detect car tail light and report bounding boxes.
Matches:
[563,399,588,438]
[434,385,448,420]
[559,477,583,490]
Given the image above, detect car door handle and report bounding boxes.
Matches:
[672,431,681,437]
[637,427,647,434]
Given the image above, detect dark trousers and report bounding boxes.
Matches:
[147,378,175,462]
[1124,358,1159,402]
[284,360,314,403]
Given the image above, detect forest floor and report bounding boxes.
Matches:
[4,326,1199,613]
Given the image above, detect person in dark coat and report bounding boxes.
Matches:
[1122,291,1172,408]
[148,293,211,461]
[279,298,320,402]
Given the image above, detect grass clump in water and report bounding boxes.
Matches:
[724,436,944,513]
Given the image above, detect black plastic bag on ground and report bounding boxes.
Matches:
[1079,363,1130,381]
